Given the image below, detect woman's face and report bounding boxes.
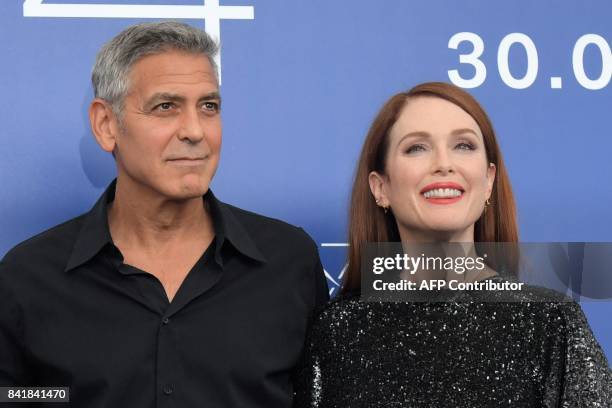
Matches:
[369,96,496,242]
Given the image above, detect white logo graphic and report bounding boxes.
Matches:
[321,243,349,296]
[23,0,255,83]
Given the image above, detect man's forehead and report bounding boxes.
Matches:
[127,51,219,97]
[131,48,213,69]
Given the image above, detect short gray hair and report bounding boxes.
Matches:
[92,21,219,117]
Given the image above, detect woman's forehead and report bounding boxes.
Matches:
[390,96,483,141]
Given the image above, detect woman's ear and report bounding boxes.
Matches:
[369,171,389,207]
[486,162,496,199]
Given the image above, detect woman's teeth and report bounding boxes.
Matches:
[423,188,463,198]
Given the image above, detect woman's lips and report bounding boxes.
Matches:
[420,182,465,205]
[423,194,464,205]
[422,189,464,205]
[420,182,465,194]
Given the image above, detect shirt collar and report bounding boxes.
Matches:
[65,179,266,272]
[204,188,267,265]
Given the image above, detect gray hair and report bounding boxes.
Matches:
[92,21,219,118]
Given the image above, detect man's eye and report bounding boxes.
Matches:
[203,102,219,112]
[156,102,174,111]
[406,144,426,154]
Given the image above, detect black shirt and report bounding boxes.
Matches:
[0,180,329,407]
[294,281,612,407]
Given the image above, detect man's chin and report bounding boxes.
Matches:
[154,180,208,201]
[172,184,209,200]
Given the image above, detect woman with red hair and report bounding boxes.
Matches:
[293,82,610,407]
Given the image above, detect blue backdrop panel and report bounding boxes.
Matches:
[1,1,610,360]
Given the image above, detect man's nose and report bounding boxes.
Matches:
[177,108,206,144]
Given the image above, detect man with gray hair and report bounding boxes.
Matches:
[0,22,328,407]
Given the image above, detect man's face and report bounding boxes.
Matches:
[113,50,221,200]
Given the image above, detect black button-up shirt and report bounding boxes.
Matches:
[0,181,329,407]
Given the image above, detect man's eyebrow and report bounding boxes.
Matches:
[143,91,221,109]
[143,92,185,109]
[199,91,221,101]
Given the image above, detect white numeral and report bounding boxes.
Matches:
[448,32,486,88]
[573,34,611,90]
[498,33,538,89]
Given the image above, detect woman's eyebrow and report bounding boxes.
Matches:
[397,131,430,147]
[451,128,479,137]
[396,128,481,148]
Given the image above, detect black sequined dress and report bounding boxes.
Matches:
[293,277,611,407]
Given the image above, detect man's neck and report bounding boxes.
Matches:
[107,178,215,253]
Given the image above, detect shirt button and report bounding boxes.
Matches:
[162,317,170,325]
[163,384,174,395]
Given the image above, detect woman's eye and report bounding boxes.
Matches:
[406,144,426,154]
[456,142,476,151]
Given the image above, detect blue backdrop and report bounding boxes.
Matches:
[1,0,610,360]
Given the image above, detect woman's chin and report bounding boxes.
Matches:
[408,224,474,242]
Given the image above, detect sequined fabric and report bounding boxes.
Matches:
[293,277,611,407]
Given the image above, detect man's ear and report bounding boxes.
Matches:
[89,98,120,154]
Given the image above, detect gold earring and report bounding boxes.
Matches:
[375,198,389,214]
